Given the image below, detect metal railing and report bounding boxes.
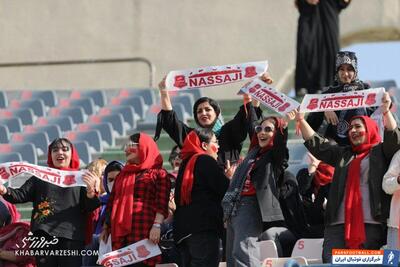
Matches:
[0,57,156,88]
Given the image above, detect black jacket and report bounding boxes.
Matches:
[3,177,100,241]
[173,155,230,243]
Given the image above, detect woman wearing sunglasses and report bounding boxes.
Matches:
[222,117,290,267]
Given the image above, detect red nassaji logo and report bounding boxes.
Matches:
[63,175,76,185]
[0,167,10,180]
[244,66,257,78]
[173,75,187,88]
[136,245,150,258]
[307,98,319,110]
[365,93,376,105]
[278,102,290,112]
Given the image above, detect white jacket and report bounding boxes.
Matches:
[383,149,400,228]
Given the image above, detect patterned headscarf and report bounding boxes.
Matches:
[335,51,358,84]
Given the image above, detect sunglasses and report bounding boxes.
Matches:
[255,125,274,133]
[123,142,139,150]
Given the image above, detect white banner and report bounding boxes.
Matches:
[299,87,385,113]
[0,162,86,187]
[165,60,268,91]
[98,239,161,267]
[240,78,300,115]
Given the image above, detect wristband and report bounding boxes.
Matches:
[152,223,161,229]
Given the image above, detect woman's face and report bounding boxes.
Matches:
[338,64,355,84]
[202,134,219,160]
[196,102,217,128]
[51,142,72,169]
[256,119,276,148]
[106,170,120,191]
[124,141,140,164]
[348,118,367,146]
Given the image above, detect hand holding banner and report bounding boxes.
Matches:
[240,78,300,115]
[98,239,161,267]
[300,87,385,113]
[0,162,86,188]
[165,61,268,91]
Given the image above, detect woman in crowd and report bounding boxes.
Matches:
[222,116,291,266]
[0,197,35,267]
[174,129,234,267]
[287,91,400,262]
[382,149,400,249]
[307,51,375,146]
[0,138,100,267]
[102,133,171,267]
[155,74,273,167]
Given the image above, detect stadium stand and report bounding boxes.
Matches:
[10,132,50,156]
[21,90,57,107]
[89,113,126,136]
[118,88,157,106]
[291,238,323,264]
[77,122,115,147]
[10,99,46,117]
[99,105,138,130]
[36,116,74,132]
[0,118,23,133]
[111,95,147,119]
[74,141,92,166]
[60,97,96,115]
[48,106,86,124]
[0,125,10,143]
[0,143,37,165]
[171,94,194,117]
[0,152,23,163]
[0,91,8,108]
[65,130,103,153]
[0,108,35,125]
[24,125,62,141]
[70,89,107,107]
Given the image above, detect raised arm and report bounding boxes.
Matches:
[382,92,397,131]
[159,76,173,111]
[286,109,316,141]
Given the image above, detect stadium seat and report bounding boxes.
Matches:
[287,140,308,164]
[262,257,308,267]
[0,118,23,133]
[0,125,10,143]
[135,104,160,131]
[172,103,190,124]
[70,89,107,107]
[287,163,308,177]
[0,152,23,163]
[291,238,323,264]
[24,125,62,142]
[99,105,138,130]
[21,90,57,107]
[73,141,92,166]
[259,240,279,260]
[171,94,194,117]
[11,132,50,156]
[0,108,35,125]
[0,143,37,164]
[37,116,74,132]
[77,122,115,147]
[60,97,96,115]
[178,88,203,100]
[119,88,156,106]
[10,99,46,117]
[111,95,147,119]
[89,114,125,136]
[65,130,103,153]
[48,106,86,124]
[0,91,8,108]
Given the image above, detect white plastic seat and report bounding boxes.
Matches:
[291,238,324,264]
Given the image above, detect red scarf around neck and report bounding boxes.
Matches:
[179,131,207,205]
[344,116,381,248]
[111,133,163,239]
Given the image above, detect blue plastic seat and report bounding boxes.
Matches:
[21,90,57,107]
[10,99,46,117]
[0,143,37,164]
[119,88,156,106]
[25,124,62,142]
[367,79,397,89]
[71,90,107,107]
[0,108,35,125]
[171,94,194,117]
[112,95,147,120]
[73,141,92,166]
[0,152,23,163]
[66,130,103,153]
[288,141,308,164]
[99,105,138,130]
[172,103,190,124]
[11,132,50,156]
[0,91,8,108]
[178,88,203,101]
[37,116,74,132]
[0,118,23,133]
[0,125,10,143]
[77,122,115,147]
[89,114,125,136]
[48,107,85,124]
[60,97,96,115]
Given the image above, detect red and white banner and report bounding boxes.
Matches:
[240,78,300,115]
[299,87,385,113]
[165,60,268,91]
[98,239,161,267]
[0,162,86,187]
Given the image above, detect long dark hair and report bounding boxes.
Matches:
[193,97,221,127]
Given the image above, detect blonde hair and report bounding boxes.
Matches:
[87,158,108,178]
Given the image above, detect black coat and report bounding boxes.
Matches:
[295,0,350,94]
[173,155,230,243]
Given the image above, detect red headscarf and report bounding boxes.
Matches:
[313,162,334,193]
[47,139,80,171]
[344,116,381,248]
[179,131,208,205]
[111,133,163,239]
